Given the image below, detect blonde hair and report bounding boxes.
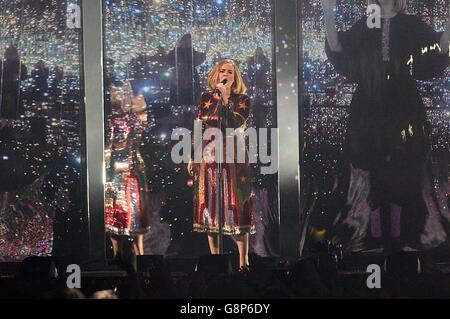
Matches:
[207,59,247,95]
[368,0,407,14]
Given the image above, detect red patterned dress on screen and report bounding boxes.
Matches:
[105,111,151,236]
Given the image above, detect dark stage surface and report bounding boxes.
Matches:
[2,249,450,299]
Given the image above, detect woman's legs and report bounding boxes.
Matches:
[110,235,120,258]
[133,234,144,255]
[208,232,250,268]
[389,203,401,239]
[110,234,144,258]
[370,208,383,238]
[208,233,219,254]
[234,233,249,269]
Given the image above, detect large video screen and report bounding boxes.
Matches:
[301,0,450,253]
[103,0,279,259]
[0,0,86,261]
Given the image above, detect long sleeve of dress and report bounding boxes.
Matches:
[325,19,365,83]
[410,16,450,80]
[229,95,251,129]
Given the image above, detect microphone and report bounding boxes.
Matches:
[214,79,228,96]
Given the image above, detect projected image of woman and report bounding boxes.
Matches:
[322,0,450,250]
[105,80,151,258]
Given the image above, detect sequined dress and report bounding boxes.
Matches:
[105,112,151,236]
[192,91,255,235]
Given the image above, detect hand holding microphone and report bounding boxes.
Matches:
[215,79,228,97]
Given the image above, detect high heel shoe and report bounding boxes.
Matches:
[238,265,250,274]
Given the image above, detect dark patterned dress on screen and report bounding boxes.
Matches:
[325,13,449,248]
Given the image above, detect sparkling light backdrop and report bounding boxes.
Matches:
[0,0,85,261]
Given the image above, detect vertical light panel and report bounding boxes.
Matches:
[82,0,105,262]
[275,0,301,258]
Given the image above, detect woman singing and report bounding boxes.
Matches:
[105,80,151,257]
[322,0,450,250]
[187,59,255,270]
